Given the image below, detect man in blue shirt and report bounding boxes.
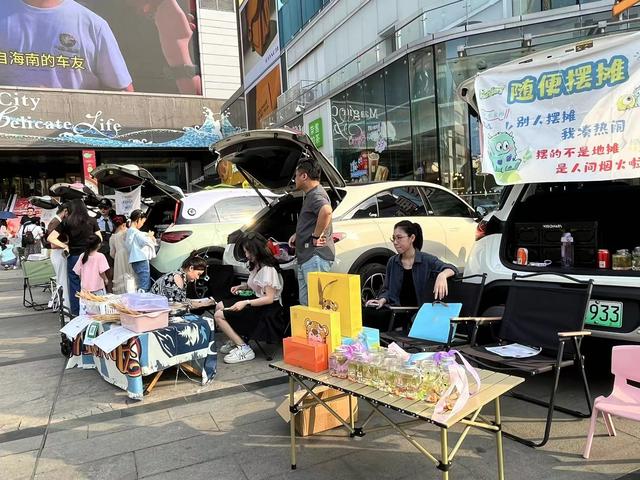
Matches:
[0,0,133,91]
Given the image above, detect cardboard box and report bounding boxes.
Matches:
[276,386,359,436]
[282,336,328,372]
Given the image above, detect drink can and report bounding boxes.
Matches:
[598,249,610,269]
[516,247,528,265]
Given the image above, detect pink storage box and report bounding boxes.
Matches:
[120,309,170,333]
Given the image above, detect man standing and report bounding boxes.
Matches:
[47,203,70,309]
[20,207,40,226]
[288,158,334,306]
[96,198,115,288]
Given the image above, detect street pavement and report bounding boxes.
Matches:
[0,267,638,479]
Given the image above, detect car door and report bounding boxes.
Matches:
[421,186,476,266]
[374,185,446,259]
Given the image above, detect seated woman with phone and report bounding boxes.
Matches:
[214,233,284,365]
[364,221,458,330]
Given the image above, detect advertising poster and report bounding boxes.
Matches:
[82,149,98,193]
[475,32,640,185]
[240,0,280,88]
[0,0,202,95]
[246,63,281,129]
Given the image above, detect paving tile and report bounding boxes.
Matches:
[0,435,42,458]
[35,452,137,480]
[0,450,37,480]
[142,455,248,480]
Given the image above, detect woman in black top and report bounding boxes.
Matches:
[48,199,101,315]
[364,221,458,330]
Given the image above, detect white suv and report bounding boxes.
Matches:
[213,129,479,302]
[465,180,640,344]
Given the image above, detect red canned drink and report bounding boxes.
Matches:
[516,247,528,265]
[598,249,611,269]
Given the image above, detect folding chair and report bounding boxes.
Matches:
[22,256,56,311]
[380,274,487,351]
[459,272,594,448]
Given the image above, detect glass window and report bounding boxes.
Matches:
[215,196,269,223]
[424,188,473,218]
[331,82,366,182]
[348,195,379,219]
[377,186,427,218]
[409,47,438,183]
[382,57,413,180]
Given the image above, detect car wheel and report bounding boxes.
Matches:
[358,263,386,304]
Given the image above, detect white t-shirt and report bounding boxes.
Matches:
[0,0,132,90]
[247,265,283,303]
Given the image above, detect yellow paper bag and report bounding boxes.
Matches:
[307,272,363,338]
[290,305,342,354]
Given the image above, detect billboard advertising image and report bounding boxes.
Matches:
[0,0,202,95]
[240,0,280,88]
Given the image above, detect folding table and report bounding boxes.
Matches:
[270,361,524,480]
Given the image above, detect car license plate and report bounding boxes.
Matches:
[584,300,623,328]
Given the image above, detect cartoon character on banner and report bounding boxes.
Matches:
[616,87,640,111]
[487,130,531,184]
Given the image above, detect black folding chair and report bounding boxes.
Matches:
[380,274,487,351]
[459,272,594,448]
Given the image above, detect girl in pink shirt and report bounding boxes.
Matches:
[73,234,110,295]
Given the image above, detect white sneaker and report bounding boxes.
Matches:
[219,340,236,354]
[223,345,255,364]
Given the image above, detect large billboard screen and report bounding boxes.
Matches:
[0,0,202,95]
[240,0,280,88]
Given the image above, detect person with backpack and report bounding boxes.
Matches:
[19,220,44,257]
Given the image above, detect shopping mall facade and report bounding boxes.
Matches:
[226,0,640,207]
[0,0,242,211]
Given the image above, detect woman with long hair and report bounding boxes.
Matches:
[214,232,284,364]
[365,221,458,329]
[47,198,101,315]
[109,215,136,294]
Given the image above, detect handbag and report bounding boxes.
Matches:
[408,301,463,344]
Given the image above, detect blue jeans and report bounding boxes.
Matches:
[1,258,17,267]
[67,254,81,316]
[131,260,150,292]
[297,255,333,306]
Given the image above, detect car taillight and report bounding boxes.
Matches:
[332,232,346,243]
[475,220,488,241]
[161,231,192,243]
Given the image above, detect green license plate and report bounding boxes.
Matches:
[585,300,623,328]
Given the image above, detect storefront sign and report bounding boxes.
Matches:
[0,88,227,148]
[475,32,640,185]
[330,102,393,152]
[308,118,323,148]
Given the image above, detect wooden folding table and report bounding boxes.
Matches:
[270,361,524,480]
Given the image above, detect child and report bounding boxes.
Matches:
[0,237,17,270]
[72,234,110,297]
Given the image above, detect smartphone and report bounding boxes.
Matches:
[62,250,70,258]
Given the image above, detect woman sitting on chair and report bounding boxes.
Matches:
[364,221,458,329]
[214,233,284,365]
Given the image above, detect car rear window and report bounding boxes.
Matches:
[176,196,269,225]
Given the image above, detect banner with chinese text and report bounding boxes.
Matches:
[475,32,640,184]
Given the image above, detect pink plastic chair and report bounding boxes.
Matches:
[583,345,640,459]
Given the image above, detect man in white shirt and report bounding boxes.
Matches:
[0,0,133,91]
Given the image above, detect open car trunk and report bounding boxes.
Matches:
[503,179,640,275]
[227,189,344,262]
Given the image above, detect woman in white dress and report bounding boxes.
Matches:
[109,215,136,294]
